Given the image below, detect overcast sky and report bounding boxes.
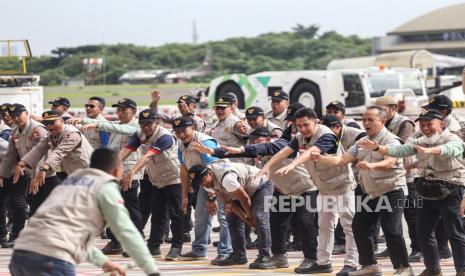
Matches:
[3,0,464,56]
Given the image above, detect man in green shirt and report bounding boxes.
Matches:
[9,148,160,276]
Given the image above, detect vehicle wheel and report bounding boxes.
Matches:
[291,82,322,117]
[217,82,245,109]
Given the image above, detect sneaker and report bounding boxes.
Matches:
[101,241,122,255]
[211,254,230,265]
[333,244,346,255]
[147,245,162,257]
[295,263,332,274]
[100,231,108,240]
[165,247,182,261]
[349,264,382,276]
[408,251,423,262]
[246,239,258,250]
[249,256,275,269]
[212,226,220,232]
[294,258,317,273]
[178,251,207,261]
[183,232,191,242]
[418,270,442,276]
[216,254,248,266]
[336,265,357,276]
[393,266,414,276]
[212,241,219,247]
[122,251,130,257]
[375,248,389,259]
[272,254,289,268]
[377,235,386,243]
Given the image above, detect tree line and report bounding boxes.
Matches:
[25,24,371,85]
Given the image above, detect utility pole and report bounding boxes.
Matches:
[192,20,198,44]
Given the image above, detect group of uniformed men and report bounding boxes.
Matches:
[1,86,465,276]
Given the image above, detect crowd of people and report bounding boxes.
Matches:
[1,85,465,276]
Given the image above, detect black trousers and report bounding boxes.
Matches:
[270,190,318,260]
[108,184,143,244]
[148,184,184,248]
[352,189,410,269]
[0,176,28,237]
[29,176,60,217]
[403,181,421,252]
[416,186,465,273]
[139,174,152,230]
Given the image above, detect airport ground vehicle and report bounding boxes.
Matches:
[208,66,428,116]
[0,40,43,115]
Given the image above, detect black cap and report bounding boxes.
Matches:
[245,106,265,119]
[138,109,158,123]
[42,110,61,122]
[48,97,70,108]
[214,95,234,107]
[415,109,444,122]
[326,101,345,113]
[271,90,289,101]
[188,164,209,189]
[249,127,271,139]
[177,95,196,104]
[111,98,137,109]
[285,102,306,121]
[8,103,27,116]
[172,117,194,129]
[320,115,342,128]
[89,96,106,108]
[422,95,452,111]
[0,103,12,114]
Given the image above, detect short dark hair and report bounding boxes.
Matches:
[294,108,318,120]
[90,148,120,173]
[89,96,106,108]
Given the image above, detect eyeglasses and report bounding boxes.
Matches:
[85,104,96,109]
[214,106,227,111]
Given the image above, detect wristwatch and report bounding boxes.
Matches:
[207,195,217,202]
[39,166,48,172]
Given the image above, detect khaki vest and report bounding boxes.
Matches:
[342,118,359,127]
[340,125,365,151]
[269,159,315,195]
[14,168,116,265]
[137,126,180,188]
[107,118,143,180]
[266,110,287,129]
[413,129,465,185]
[13,119,46,158]
[263,119,283,137]
[357,128,406,197]
[297,125,356,195]
[209,162,262,200]
[48,125,93,174]
[181,131,216,169]
[83,114,108,149]
[213,114,245,147]
[387,113,414,139]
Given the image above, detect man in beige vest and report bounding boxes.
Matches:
[188,162,274,269]
[78,98,143,256]
[67,96,110,149]
[120,109,184,261]
[306,106,413,276]
[15,110,92,215]
[9,148,160,276]
[265,108,358,275]
[0,104,48,247]
[358,109,465,276]
[265,90,289,129]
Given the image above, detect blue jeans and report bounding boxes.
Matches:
[10,250,76,276]
[192,187,232,256]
